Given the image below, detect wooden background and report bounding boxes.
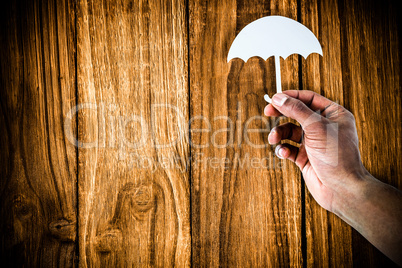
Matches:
[0,0,400,267]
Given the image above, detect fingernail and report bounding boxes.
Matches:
[268,128,276,137]
[268,128,276,142]
[275,146,285,159]
[272,93,287,107]
[264,105,270,116]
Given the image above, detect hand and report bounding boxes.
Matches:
[264,90,368,213]
[264,90,402,265]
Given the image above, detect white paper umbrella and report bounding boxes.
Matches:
[227,16,323,103]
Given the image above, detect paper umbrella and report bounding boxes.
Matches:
[227,16,323,103]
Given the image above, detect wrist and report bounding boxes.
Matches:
[330,168,402,265]
[330,167,374,221]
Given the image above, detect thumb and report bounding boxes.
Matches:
[271,93,322,128]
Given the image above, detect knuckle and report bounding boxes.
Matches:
[348,111,356,122]
[341,109,356,123]
[311,91,320,98]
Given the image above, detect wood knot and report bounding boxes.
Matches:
[48,219,76,242]
[12,195,34,220]
[132,186,153,210]
[124,185,156,219]
[95,228,122,253]
[112,183,157,222]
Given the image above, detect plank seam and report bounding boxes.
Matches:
[186,0,193,267]
[74,0,79,265]
[297,0,307,267]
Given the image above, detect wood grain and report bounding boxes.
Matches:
[0,0,77,266]
[339,0,401,266]
[0,0,401,267]
[301,0,401,266]
[190,0,303,266]
[75,0,190,266]
[301,0,353,267]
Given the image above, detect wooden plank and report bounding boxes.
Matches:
[1,0,399,266]
[76,0,190,266]
[0,0,77,266]
[190,0,303,266]
[338,0,401,266]
[301,0,353,267]
[302,0,401,266]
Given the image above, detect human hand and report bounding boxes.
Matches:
[264,90,368,213]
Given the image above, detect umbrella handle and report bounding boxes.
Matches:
[264,55,282,103]
[264,94,272,103]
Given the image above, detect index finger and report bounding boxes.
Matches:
[284,90,334,111]
[264,90,334,117]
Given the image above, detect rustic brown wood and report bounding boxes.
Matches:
[301,0,353,267]
[302,0,401,266]
[0,0,78,266]
[339,0,401,266]
[75,0,190,267]
[1,0,401,267]
[189,0,303,266]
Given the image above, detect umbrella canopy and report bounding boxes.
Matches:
[227,16,323,103]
